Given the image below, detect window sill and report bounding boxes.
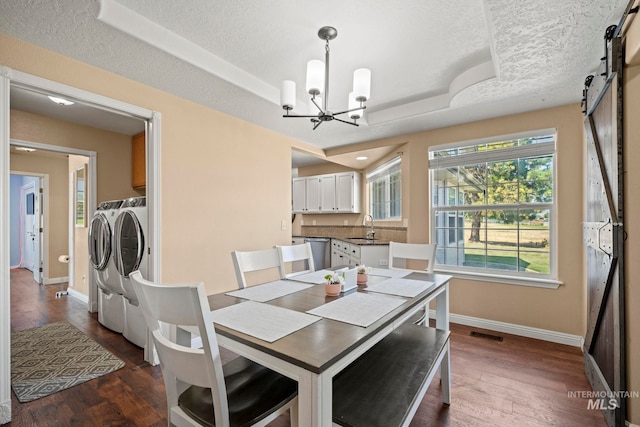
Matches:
[433,268,562,289]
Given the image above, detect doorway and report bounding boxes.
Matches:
[1,67,161,423]
[10,175,43,284]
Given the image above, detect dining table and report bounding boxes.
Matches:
[184,269,452,427]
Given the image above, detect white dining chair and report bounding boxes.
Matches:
[388,241,437,325]
[231,247,283,289]
[129,270,298,427]
[276,242,316,279]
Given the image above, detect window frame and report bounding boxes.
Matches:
[367,157,402,221]
[428,130,560,288]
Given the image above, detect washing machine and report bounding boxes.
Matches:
[113,196,148,348]
[88,199,125,333]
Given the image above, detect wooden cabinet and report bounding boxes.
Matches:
[292,172,361,214]
[131,132,146,189]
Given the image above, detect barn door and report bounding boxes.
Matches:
[582,27,625,427]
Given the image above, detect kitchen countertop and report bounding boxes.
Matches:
[294,236,390,246]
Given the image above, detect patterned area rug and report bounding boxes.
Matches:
[11,321,125,402]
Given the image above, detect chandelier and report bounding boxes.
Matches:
[280,26,371,130]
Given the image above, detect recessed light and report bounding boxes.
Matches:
[48,96,74,106]
[356,156,368,160]
[15,147,36,152]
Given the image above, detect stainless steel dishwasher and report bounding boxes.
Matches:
[304,237,330,269]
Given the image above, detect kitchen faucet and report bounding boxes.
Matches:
[363,214,375,240]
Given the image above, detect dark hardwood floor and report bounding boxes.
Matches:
[8,268,605,426]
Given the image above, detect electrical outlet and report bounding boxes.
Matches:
[343,220,348,225]
[379,259,389,266]
[312,220,316,225]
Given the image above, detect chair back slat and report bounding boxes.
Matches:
[277,242,315,278]
[231,248,282,289]
[152,330,211,388]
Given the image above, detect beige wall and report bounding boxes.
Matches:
[408,105,586,335]
[3,30,637,422]
[10,151,68,279]
[301,105,586,336]
[623,63,640,425]
[1,33,297,293]
[11,109,142,203]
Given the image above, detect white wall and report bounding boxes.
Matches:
[9,174,38,269]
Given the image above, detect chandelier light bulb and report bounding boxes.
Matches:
[352,68,371,102]
[306,60,325,96]
[281,80,296,110]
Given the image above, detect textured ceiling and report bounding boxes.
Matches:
[0,0,628,159]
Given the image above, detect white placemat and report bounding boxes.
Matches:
[225,280,313,302]
[211,301,321,343]
[367,268,410,278]
[364,277,436,298]
[287,269,335,284]
[306,292,405,328]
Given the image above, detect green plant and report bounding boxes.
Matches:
[324,273,344,284]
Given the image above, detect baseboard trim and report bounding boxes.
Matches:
[0,398,10,424]
[627,421,639,427]
[67,288,89,304]
[44,276,69,285]
[430,310,584,348]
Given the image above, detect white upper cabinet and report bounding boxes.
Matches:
[336,172,361,213]
[292,172,361,214]
[320,174,337,212]
[305,176,321,213]
[292,178,307,213]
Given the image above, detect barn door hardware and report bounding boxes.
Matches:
[582,27,621,116]
[583,221,622,258]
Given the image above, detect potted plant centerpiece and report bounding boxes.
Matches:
[357,265,369,285]
[324,272,344,296]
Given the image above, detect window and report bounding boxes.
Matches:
[367,157,401,220]
[429,131,555,279]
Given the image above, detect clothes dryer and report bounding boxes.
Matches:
[113,196,147,348]
[88,199,125,333]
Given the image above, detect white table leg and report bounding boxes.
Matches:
[435,282,449,331]
[435,282,450,404]
[441,342,451,404]
[297,370,333,427]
